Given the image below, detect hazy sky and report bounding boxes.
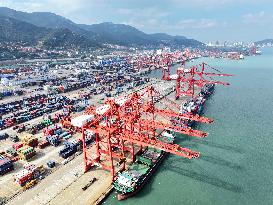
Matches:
[0,0,272,42]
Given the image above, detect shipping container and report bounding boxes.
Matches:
[0,156,14,175]
[14,169,33,186]
[17,146,36,161]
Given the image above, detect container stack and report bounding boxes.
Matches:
[23,163,40,178]
[0,133,9,140]
[59,141,78,159]
[42,119,52,126]
[17,146,36,161]
[6,147,18,157]
[46,135,60,147]
[12,142,24,150]
[0,155,14,175]
[43,125,62,136]
[137,149,161,166]
[38,140,50,149]
[22,135,39,147]
[59,131,72,140]
[0,94,74,130]
[70,139,82,150]
[14,169,34,186]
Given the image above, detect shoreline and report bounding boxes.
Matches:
[2,59,200,205]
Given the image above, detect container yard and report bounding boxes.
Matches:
[1,1,273,204]
[0,48,234,205]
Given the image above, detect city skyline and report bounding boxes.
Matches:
[0,0,272,42]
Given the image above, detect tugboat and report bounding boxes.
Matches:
[113,131,175,200]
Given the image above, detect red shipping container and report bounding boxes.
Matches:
[12,142,23,150]
[14,169,33,186]
[38,140,50,149]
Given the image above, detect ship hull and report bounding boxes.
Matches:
[117,151,167,201]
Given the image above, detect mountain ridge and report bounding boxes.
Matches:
[0,7,204,48]
[0,15,98,48]
[255,39,273,45]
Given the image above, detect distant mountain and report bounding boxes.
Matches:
[41,28,97,48]
[79,22,156,45]
[149,33,201,47]
[149,33,186,41]
[0,7,100,42]
[0,16,98,48]
[0,7,80,32]
[0,15,48,42]
[255,39,273,45]
[0,7,204,48]
[79,23,200,46]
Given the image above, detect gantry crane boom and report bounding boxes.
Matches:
[132,119,208,138]
[120,130,200,159]
[153,108,214,124]
[173,62,233,99]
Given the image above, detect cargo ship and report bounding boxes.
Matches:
[171,83,214,127]
[113,131,174,200]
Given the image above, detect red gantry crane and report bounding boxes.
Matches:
[67,86,213,180]
[175,62,233,99]
[161,61,233,100]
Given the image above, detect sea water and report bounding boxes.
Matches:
[105,47,273,205]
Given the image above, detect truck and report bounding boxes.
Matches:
[47,160,56,168]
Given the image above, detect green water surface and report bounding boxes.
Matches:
[105,48,273,205]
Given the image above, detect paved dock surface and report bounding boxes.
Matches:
[6,151,112,205]
[2,78,178,205]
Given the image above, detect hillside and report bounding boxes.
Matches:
[0,7,80,32]
[0,16,98,48]
[255,39,273,45]
[0,7,101,42]
[79,23,202,47]
[79,22,155,45]
[0,15,49,42]
[0,7,204,48]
